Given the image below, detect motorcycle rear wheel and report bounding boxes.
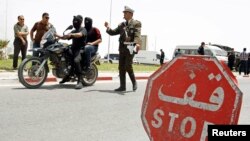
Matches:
[18,57,48,89]
[82,64,98,86]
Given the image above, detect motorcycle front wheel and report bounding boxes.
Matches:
[82,64,98,86]
[18,57,48,89]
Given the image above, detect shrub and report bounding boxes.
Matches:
[0,39,10,49]
[8,54,14,59]
[8,54,33,59]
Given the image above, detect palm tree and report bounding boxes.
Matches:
[0,39,9,49]
[0,39,10,59]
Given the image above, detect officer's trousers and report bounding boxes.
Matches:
[118,48,136,88]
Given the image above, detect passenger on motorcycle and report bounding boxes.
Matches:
[83,17,102,72]
[59,15,87,89]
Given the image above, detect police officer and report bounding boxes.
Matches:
[104,6,142,91]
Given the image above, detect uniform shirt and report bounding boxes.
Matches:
[14,23,28,39]
[106,19,142,46]
[31,21,53,44]
[86,27,101,47]
[71,27,87,51]
[125,19,141,45]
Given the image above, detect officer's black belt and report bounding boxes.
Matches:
[123,42,135,45]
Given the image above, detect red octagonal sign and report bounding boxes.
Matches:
[141,55,243,141]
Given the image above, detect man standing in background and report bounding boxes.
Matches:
[160,49,165,65]
[30,12,53,57]
[198,42,205,55]
[227,49,235,71]
[13,15,29,70]
[239,48,248,76]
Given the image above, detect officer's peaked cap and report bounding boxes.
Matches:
[123,6,134,13]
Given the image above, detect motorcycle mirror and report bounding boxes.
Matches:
[63,25,73,35]
[66,25,73,30]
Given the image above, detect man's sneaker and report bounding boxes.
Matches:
[75,82,83,89]
[59,76,70,84]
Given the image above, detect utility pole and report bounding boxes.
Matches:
[4,0,8,59]
[154,36,157,51]
[107,0,112,63]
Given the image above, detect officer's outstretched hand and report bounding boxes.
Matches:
[135,44,140,54]
[104,22,109,28]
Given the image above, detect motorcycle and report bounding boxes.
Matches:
[18,26,101,89]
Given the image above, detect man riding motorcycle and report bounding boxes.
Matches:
[59,15,87,89]
[83,17,102,72]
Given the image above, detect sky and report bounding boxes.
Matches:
[0,0,250,58]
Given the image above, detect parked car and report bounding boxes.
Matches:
[103,53,119,64]
[173,45,228,65]
[134,50,168,65]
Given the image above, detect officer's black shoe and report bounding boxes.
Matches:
[114,87,126,92]
[75,82,83,89]
[133,82,137,91]
[59,76,70,84]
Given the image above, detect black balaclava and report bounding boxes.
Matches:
[84,17,93,31]
[73,15,83,29]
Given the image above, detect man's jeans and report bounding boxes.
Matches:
[84,45,98,69]
[33,42,40,57]
[32,42,49,72]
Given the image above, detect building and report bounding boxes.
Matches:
[141,35,148,50]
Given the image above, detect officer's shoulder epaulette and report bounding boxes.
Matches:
[133,20,141,23]
[132,20,141,27]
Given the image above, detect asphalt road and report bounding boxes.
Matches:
[0,80,149,141]
[0,77,249,141]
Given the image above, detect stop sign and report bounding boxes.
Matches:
[141,55,243,141]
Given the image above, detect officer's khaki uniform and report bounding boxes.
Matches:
[106,15,141,90]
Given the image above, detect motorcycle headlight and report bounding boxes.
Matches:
[40,39,47,48]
